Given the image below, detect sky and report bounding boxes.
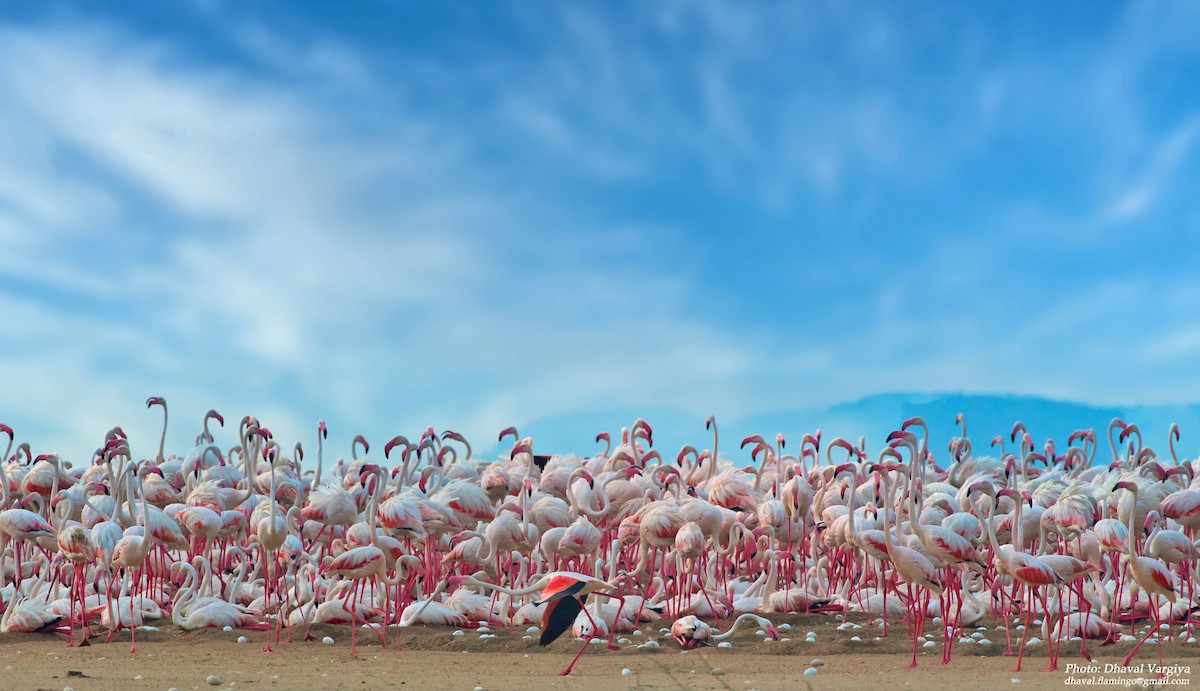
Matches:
[2,1,1199,466]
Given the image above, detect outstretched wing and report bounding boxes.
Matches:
[540,594,585,646]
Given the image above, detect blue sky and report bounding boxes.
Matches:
[2,1,1199,464]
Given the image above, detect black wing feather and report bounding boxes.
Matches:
[540,594,585,646]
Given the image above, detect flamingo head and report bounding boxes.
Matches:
[634,420,653,446]
[1143,510,1160,532]
[0,423,11,440]
[966,480,995,500]
[877,446,902,466]
[142,465,165,478]
[1167,465,1192,481]
[705,415,715,431]
[498,425,518,442]
[1112,480,1138,493]
[1002,456,1016,478]
[146,396,165,408]
[578,470,595,489]
[901,416,925,431]
[383,435,408,459]
[670,615,709,648]
[830,437,856,454]
[1144,461,1168,482]
[318,420,327,438]
[509,440,533,460]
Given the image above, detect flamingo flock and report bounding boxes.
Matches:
[1,403,1199,676]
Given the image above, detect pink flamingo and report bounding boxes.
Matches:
[1113,481,1178,671]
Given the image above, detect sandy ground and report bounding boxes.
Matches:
[2,614,1198,690]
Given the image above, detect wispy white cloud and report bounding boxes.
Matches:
[1102,117,1200,222]
[0,19,771,463]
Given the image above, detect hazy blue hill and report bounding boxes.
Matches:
[745,393,1199,464]
[484,393,1200,466]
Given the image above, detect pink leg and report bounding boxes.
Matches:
[1122,596,1161,668]
[1040,588,1058,672]
[129,568,139,654]
[904,584,918,669]
[1014,588,1033,672]
[262,550,274,653]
